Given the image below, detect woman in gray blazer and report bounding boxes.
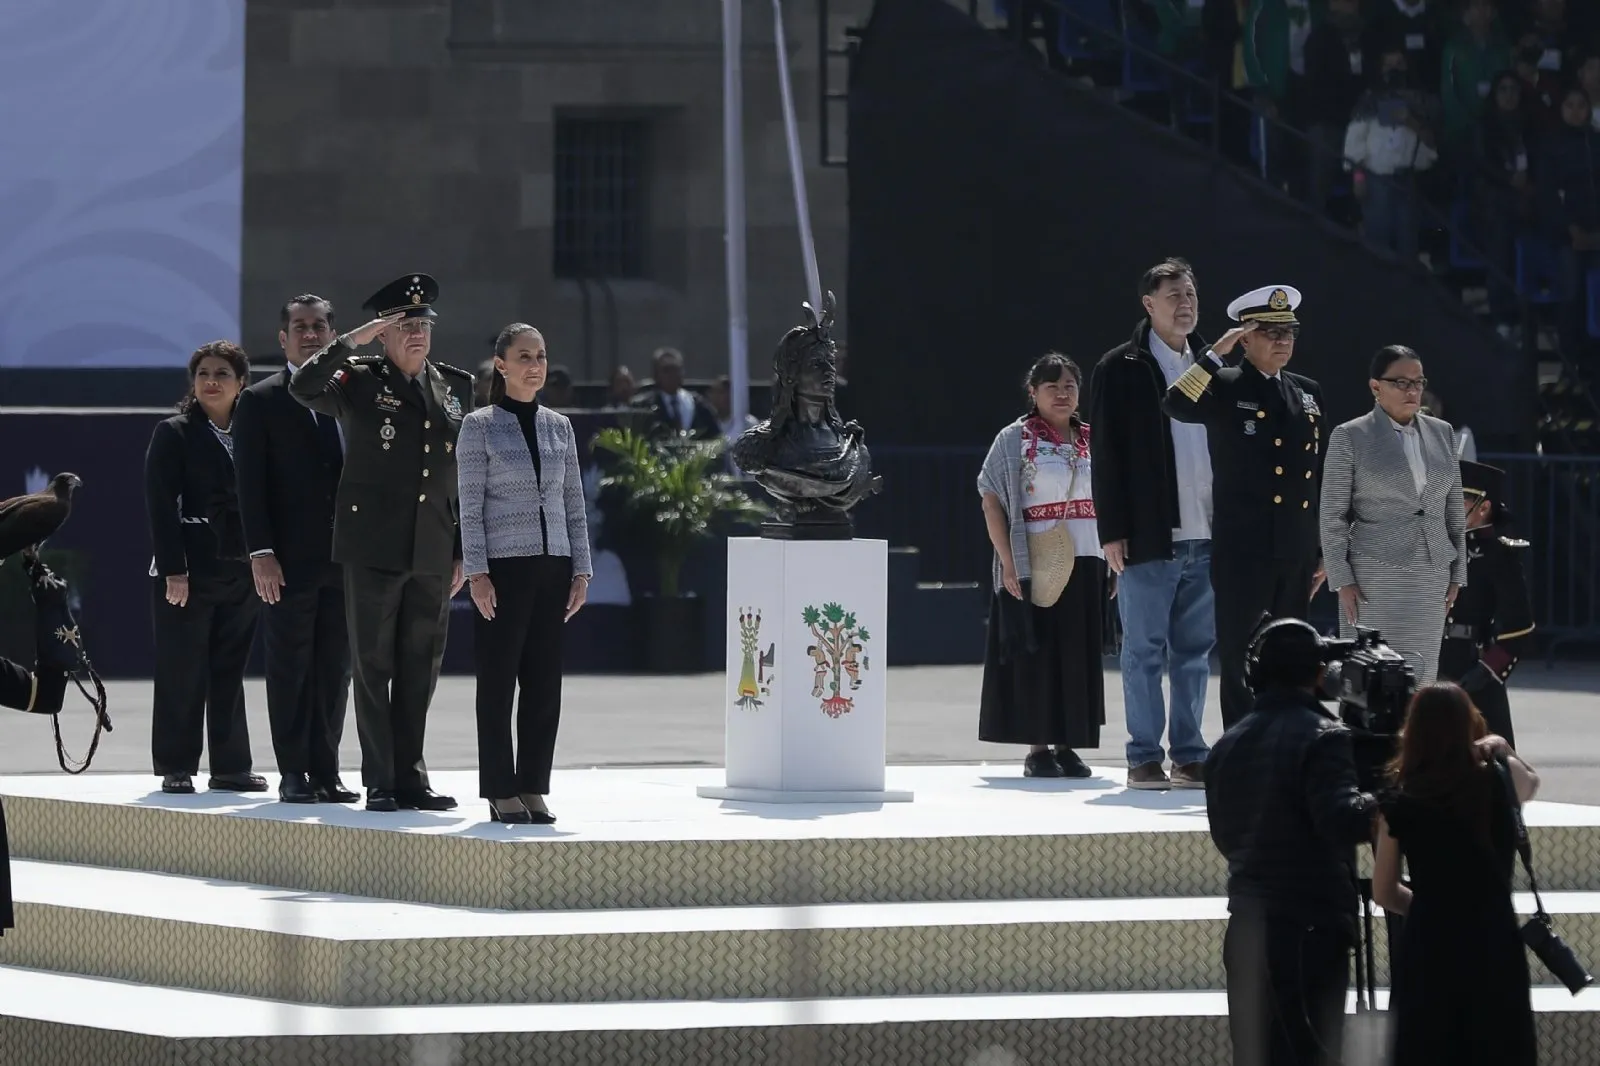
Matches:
[458,323,593,825]
[1319,345,1466,684]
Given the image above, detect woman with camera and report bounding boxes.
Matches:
[1373,681,1538,1066]
[976,353,1106,778]
[1319,345,1466,684]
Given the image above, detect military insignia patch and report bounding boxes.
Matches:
[442,394,463,418]
[1301,393,1321,415]
[1236,400,1258,410]
[1268,288,1290,311]
[376,394,402,412]
[1244,421,1257,436]
[380,425,396,441]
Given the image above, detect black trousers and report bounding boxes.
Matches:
[261,561,350,780]
[150,573,260,776]
[344,565,451,792]
[1224,911,1351,1066]
[474,555,571,798]
[1213,552,1316,729]
[1439,637,1516,748]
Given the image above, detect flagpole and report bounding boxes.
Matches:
[770,0,822,312]
[722,0,750,430]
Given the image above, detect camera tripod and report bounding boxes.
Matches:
[1351,875,1381,1012]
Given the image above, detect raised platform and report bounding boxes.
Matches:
[1,765,1597,1064]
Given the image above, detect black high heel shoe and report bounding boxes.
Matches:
[489,797,533,824]
[517,793,557,825]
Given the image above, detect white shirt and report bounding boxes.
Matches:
[1386,411,1426,495]
[1149,330,1214,541]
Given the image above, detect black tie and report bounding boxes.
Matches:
[413,376,428,408]
[314,412,343,473]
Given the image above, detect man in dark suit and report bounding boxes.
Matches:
[290,274,474,812]
[634,347,720,440]
[233,294,357,805]
[1163,285,1327,729]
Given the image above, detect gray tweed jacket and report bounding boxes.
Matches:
[456,404,592,578]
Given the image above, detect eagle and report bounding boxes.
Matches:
[0,472,82,564]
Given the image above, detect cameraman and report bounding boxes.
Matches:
[1205,618,1378,1066]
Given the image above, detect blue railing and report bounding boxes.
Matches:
[863,446,1600,654]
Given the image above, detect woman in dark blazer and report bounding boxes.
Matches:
[458,323,593,824]
[1320,345,1467,684]
[144,340,264,795]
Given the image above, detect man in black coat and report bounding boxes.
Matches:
[233,294,357,805]
[290,274,474,813]
[633,347,721,440]
[1163,285,1327,729]
[1206,617,1376,1066]
[1090,258,1218,791]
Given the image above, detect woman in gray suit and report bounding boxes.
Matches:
[458,323,593,825]
[1319,345,1467,684]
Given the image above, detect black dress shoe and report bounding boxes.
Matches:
[161,774,195,795]
[365,788,399,812]
[208,772,268,792]
[312,777,359,804]
[279,773,317,804]
[1053,748,1094,779]
[397,788,457,812]
[1023,750,1064,778]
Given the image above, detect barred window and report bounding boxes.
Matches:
[553,118,648,280]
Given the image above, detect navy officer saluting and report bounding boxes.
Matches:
[1438,460,1534,747]
[1163,285,1327,729]
[290,273,475,812]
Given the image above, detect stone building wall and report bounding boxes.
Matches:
[242,0,869,385]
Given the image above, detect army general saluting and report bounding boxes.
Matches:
[1163,286,1326,729]
[291,274,474,812]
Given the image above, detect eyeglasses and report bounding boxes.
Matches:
[1258,326,1300,341]
[397,320,434,335]
[1380,376,1428,392]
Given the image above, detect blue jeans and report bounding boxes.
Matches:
[1118,539,1215,767]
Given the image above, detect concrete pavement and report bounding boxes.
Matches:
[4,663,1598,804]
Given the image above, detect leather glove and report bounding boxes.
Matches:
[25,554,83,676]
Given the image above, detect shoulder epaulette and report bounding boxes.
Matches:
[434,362,476,383]
[1499,536,1530,549]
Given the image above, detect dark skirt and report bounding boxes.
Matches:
[0,797,11,936]
[978,558,1106,747]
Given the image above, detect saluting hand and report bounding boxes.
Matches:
[1210,321,1259,357]
[469,573,495,621]
[565,575,589,622]
[343,313,404,348]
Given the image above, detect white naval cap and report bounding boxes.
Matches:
[1226,285,1302,324]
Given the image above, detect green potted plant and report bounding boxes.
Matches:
[591,427,767,672]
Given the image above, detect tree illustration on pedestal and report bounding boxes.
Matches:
[801,601,871,718]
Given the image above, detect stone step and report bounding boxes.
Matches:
[8,768,1600,911]
[6,861,1598,1007]
[2,966,1597,1066]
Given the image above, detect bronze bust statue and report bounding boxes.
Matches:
[730,292,881,539]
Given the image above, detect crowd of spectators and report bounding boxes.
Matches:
[1009,0,1600,359]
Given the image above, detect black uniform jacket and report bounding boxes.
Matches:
[1442,527,1536,682]
[144,407,251,579]
[232,368,342,576]
[289,339,474,577]
[1088,319,1211,566]
[1162,353,1325,562]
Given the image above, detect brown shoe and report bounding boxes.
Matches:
[1126,762,1171,790]
[1170,762,1206,789]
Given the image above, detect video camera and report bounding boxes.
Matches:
[1316,626,1415,791]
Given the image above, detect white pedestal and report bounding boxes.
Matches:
[696,537,912,804]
